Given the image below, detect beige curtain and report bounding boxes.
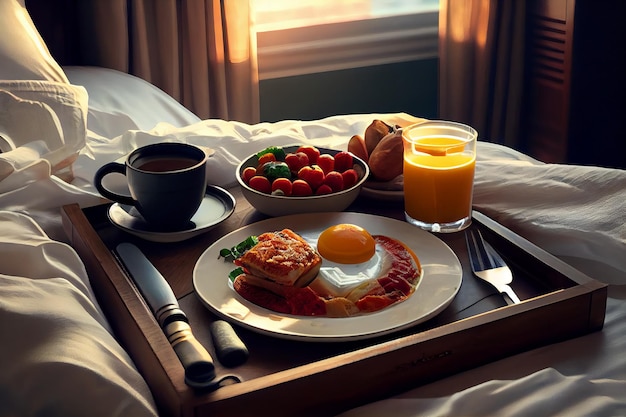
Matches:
[439,0,525,148]
[76,0,260,123]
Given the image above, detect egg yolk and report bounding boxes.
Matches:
[316,224,376,264]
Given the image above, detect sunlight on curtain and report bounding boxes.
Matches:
[78,0,259,124]
[474,0,490,49]
[223,2,252,64]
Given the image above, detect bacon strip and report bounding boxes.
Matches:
[373,235,421,296]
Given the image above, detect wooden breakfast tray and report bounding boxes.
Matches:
[61,189,607,417]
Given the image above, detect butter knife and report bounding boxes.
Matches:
[115,242,247,390]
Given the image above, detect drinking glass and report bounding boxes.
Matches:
[402,120,477,233]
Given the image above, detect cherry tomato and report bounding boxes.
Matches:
[297,145,321,165]
[248,175,271,194]
[323,171,344,192]
[317,154,335,174]
[257,152,276,166]
[341,168,359,189]
[315,184,333,195]
[334,151,353,172]
[271,177,293,196]
[292,179,313,196]
[245,145,360,198]
[242,166,257,184]
[297,165,325,190]
[284,152,309,173]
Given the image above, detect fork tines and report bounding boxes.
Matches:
[466,228,503,271]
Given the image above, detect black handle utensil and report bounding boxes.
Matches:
[115,242,247,390]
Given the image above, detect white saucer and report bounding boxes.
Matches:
[107,185,236,243]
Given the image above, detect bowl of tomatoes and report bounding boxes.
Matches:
[236,144,370,217]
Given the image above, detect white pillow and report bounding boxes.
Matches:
[0,0,88,185]
[0,0,68,82]
[64,66,201,139]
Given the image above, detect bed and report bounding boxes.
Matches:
[1,1,625,416]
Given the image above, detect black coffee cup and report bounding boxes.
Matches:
[95,142,208,230]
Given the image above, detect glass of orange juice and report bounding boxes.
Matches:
[402,120,477,233]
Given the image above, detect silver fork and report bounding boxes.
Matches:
[465,228,521,304]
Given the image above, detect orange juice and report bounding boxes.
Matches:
[403,137,475,224]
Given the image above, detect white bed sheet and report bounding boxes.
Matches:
[1,69,625,416]
[0,211,157,417]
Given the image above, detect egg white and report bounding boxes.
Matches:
[303,236,392,298]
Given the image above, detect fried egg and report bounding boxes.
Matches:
[305,224,393,298]
[317,224,376,264]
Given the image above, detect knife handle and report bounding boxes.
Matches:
[210,320,249,368]
[164,321,216,388]
[115,243,247,388]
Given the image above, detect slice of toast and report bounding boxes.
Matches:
[234,229,321,287]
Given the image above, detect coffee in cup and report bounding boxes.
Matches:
[94,142,208,230]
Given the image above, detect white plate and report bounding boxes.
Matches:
[361,175,404,201]
[193,212,462,342]
[108,185,236,243]
[360,187,404,201]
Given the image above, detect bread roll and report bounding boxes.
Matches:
[368,130,403,181]
[348,134,368,162]
[364,120,392,156]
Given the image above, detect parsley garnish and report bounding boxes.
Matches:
[228,267,244,282]
[219,235,259,262]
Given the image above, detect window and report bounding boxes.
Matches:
[254,0,439,80]
[255,0,439,32]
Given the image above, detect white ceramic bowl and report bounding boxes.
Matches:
[236,145,370,217]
